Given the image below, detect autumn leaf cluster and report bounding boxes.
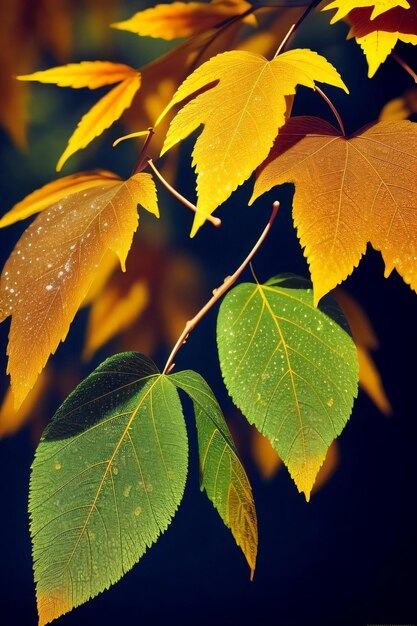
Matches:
[0,0,414,624]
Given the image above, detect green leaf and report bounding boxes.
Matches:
[171,370,258,578]
[30,353,188,626]
[217,275,358,501]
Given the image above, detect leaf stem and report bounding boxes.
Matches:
[314,85,346,135]
[273,0,323,57]
[188,6,257,74]
[147,159,222,228]
[132,128,155,175]
[162,200,280,374]
[391,51,417,83]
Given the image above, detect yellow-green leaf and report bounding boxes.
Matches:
[159,49,348,236]
[30,353,188,626]
[171,370,257,577]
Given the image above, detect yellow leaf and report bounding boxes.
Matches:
[57,73,141,171]
[0,170,121,228]
[251,428,282,479]
[82,250,119,307]
[356,30,399,77]
[0,172,158,408]
[379,87,417,121]
[0,369,49,438]
[322,0,410,22]
[159,49,348,236]
[345,0,417,77]
[84,280,149,360]
[357,346,392,414]
[18,61,137,89]
[251,116,417,304]
[111,0,253,40]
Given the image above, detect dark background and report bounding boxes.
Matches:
[0,2,416,625]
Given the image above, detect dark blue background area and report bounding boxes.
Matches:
[0,6,416,626]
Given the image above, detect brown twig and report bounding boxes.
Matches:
[162,200,280,374]
[132,128,155,175]
[147,159,222,228]
[315,85,346,135]
[273,0,323,57]
[391,51,417,83]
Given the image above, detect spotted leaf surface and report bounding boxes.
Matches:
[217,275,358,500]
[171,370,257,577]
[159,49,348,236]
[30,353,188,626]
[0,173,159,408]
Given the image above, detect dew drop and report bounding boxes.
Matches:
[123,485,132,498]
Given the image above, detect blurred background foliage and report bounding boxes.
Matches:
[0,1,416,624]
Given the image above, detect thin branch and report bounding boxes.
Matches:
[188,6,257,74]
[315,85,346,135]
[147,159,222,228]
[162,201,280,374]
[391,51,417,83]
[273,0,323,57]
[132,128,155,175]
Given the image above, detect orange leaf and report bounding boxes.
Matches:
[251,429,282,479]
[333,289,378,349]
[57,73,141,171]
[0,369,49,438]
[251,116,417,304]
[18,61,137,89]
[334,289,392,414]
[357,346,392,414]
[0,172,158,408]
[84,280,149,360]
[111,0,253,40]
[0,170,121,228]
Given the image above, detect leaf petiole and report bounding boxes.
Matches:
[315,85,346,135]
[147,158,222,228]
[162,200,280,374]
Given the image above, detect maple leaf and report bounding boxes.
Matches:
[251,116,417,304]
[324,0,417,76]
[18,62,141,170]
[322,0,410,22]
[0,172,159,408]
[159,49,348,236]
[111,0,254,40]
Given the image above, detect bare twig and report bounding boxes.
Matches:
[315,85,346,135]
[132,128,155,175]
[273,0,323,57]
[391,51,417,83]
[162,201,280,374]
[147,159,222,228]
